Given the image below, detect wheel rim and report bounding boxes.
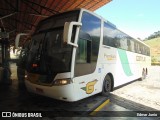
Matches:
[104,79,111,93]
[142,70,146,79]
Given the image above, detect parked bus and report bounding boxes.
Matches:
[19,9,150,101]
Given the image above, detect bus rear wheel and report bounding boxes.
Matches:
[141,69,146,80]
[102,75,112,96]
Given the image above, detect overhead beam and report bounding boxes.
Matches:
[0,12,16,32]
[0,13,16,29]
[4,0,16,10]
[24,0,59,14]
[1,19,6,32]
[9,29,16,34]
[0,8,14,11]
[0,9,49,18]
[88,0,101,10]
[16,0,19,12]
[1,19,16,29]
[22,1,41,14]
[11,18,36,28]
[0,12,17,20]
[29,13,49,17]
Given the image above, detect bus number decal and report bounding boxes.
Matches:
[81,80,98,94]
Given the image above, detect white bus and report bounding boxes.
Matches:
[23,8,150,102]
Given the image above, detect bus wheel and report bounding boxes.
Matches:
[102,75,112,96]
[141,69,146,80]
[146,68,148,75]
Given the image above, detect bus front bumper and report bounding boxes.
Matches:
[25,80,78,102]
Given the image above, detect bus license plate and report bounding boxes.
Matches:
[36,88,44,94]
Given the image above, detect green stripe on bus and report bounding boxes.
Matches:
[118,49,133,76]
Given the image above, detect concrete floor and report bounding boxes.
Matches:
[112,66,160,110]
[10,62,18,80]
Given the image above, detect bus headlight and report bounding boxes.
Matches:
[53,79,71,86]
[24,74,28,80]
[25,75,28,79]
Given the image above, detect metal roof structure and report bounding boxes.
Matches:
[0,0,111,45]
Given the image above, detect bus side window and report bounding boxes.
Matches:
[76,39,87,63]
[127,39,131,51]
[103,22,118,48]
[142,46,144,55]
[138,43,142,54]
[119,37,128,50]
[130,40,135,52]
[75,12,101,76]
[147,47,150,56]
[134,42,138,53]
[115,39,120,48]
[76,31,92,63]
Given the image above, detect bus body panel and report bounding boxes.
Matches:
[25,80,78,102]
[99,45,151,88]
[73,64,102,100]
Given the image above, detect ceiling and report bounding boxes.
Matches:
[0,0,111,45]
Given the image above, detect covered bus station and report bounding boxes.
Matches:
[0,0,111,43]
[0,0,159,119]
[0,0,111,84]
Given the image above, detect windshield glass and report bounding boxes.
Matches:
[26,10,79,74]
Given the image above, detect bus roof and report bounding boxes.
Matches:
[37,8,150,49]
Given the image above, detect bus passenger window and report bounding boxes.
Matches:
[130,40,135,52]
[115,39,120,48]
[138,43,141,54]
[119,38,128,50]
[127,39,131,51]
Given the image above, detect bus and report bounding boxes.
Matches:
[21,8,150,102]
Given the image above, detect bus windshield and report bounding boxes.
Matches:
[26,10,79,74]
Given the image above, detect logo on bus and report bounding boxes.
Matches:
[136,56,146,61]
[104,54,116,61]
[81,80,98,94]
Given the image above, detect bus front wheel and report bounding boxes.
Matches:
[102,75,112,96]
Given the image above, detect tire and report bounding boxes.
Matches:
[102,75,112,96]
[141,69,146,80]
[17,67,25,84]
[146,68,148,75]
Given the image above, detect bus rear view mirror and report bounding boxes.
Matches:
[63,22,82,47]
[15,33,29,49]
